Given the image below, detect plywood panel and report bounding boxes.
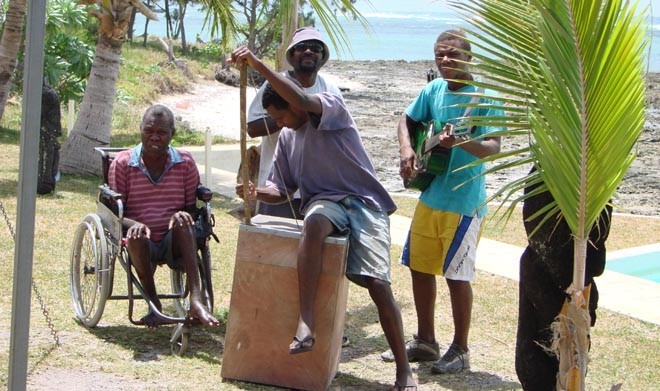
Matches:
[222,215,349,391]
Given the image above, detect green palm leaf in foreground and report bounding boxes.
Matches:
[447,0,647,389]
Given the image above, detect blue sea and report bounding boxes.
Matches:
[135,9,660,72]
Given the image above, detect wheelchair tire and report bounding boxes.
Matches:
[70,214,111,327]
[198,246,214,312]
[170,252,214,317]
[170,323,191,356]
[170,268,188,318]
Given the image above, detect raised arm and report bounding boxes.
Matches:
[247,117,280,138]
[229,46,323,114]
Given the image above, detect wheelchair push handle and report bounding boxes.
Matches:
[196,185,213,202]
[99,184,122,200]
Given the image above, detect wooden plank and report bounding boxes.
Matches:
[222,215,349,391]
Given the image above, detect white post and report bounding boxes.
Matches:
[205,128,211,186]
[67,99,75,133]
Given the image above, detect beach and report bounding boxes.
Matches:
[155,59,660,216]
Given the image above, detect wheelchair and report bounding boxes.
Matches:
[69,147,218,355]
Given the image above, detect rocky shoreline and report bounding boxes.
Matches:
[159,60,660,216]
[324,60,660,217]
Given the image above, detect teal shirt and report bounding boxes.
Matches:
[405,79,503,217]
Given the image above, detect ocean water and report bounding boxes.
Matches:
[135,9,660,72]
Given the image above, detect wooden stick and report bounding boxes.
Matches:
[239,64,251,224]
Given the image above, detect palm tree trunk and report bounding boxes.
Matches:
[556,236,590,391]
[178,0,188,55]
[277,0,298,71]
[59,39,121,176]
[0,0,27,121]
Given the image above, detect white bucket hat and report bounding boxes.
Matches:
[286,27,330,67]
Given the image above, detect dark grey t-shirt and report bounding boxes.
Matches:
[267,92,396,215]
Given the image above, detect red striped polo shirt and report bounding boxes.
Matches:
[108,145,199,243]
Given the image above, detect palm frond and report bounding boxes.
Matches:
[448,0,647,241]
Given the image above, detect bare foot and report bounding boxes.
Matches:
[188,302,219,326]
[390,370,417,391]
[140,311,166,329]
[390,382,417,391]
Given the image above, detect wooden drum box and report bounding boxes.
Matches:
[221,214,350,391]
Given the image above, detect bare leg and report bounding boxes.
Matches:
[411,269,437,344]
[172,224,218,326]
[126,237,162,328]
[290,214,334,352]
[446,278,472,351]
[365,277,416,389]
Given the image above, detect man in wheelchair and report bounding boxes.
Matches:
[108,104,219,328]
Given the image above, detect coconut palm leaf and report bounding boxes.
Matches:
[446,0,647,388]
[452,0,647,238]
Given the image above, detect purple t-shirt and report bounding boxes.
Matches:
[267,93,396,215]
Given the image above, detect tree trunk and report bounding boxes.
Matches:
[277,0,298,72]
[59,38,121,176]
[179,0,188,55]
[127,7,137,42]
[0,0,27,121]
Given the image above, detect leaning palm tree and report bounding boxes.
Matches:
[0,0,27,121]
[446,0,647,389]
[60,0,237,176]
[59,0,161,175]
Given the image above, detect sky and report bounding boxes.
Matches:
[360,0,660,16]
[356,0,449,14]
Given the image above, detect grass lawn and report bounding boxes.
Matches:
[1,120,659,389]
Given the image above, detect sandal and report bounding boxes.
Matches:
[289,335,315,354]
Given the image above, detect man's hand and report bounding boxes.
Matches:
[168,211,195,230]
[126,223,150,240]
[227,46,260,69]
[399,145,418,179]
[235,181,257,200]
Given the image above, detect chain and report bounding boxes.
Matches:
[1,198,16,241]
[0,199,61,347]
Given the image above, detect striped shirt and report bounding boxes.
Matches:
[108,144,199,243]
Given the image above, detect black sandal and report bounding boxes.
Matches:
[289,335,315,354]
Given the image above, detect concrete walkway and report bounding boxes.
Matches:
[186,144,660,326]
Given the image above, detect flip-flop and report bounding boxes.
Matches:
[289,335,315,354]
[390,382,417,391]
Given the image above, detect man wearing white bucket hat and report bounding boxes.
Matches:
[246,27,342,220]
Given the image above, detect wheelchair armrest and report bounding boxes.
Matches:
[196,185,213,202]
[99,184,122,201]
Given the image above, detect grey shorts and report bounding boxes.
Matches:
[305,197,391,287]
[147,230,180,270]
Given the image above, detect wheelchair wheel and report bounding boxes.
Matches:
[70,214,110,327]
[170,323,191,356]
[170,252,214,317]
[170,268,188,318]
[198,245,214,312]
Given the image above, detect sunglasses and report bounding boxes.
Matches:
[293,42,324,53]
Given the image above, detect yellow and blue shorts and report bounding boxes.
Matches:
[400,202,483,281]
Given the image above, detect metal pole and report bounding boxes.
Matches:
[205,128,211,186]
[239,65,251,224]
[67,99,75,134]
[8,0,46,389]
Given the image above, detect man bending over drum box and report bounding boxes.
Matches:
[230,47,417,391]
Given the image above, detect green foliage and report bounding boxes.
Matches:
[189,42,226,64]
[12,0,95,103]
[448,0,648,239]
